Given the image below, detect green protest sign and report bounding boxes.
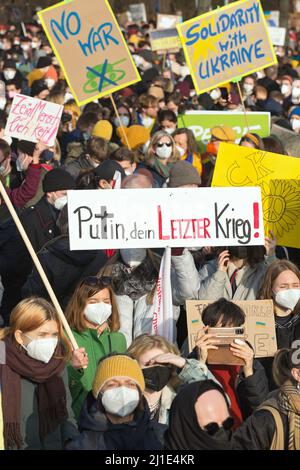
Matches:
[178,111,270,153]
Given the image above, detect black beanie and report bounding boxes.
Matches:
[94,160,125,181]
[37,56,52,69]
[3,59,16,70]
[43,169,76,193]
[17,140,36,157]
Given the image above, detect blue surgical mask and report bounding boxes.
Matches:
[82,131,91,141]
[113,116,130,128]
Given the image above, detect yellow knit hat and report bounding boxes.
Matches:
[211,125,237,142]
[117,125,150,150]
[92,355,145,399]
[92,120,113,141]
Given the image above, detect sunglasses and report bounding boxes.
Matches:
[82,276,111,287]
[156,142,172,148]
[203,417,234,436]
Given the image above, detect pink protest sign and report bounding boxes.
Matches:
[5,94,63,146]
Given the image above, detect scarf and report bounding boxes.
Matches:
[164,380,233,450]
[278,381,300,450]
[0,337,68,449]
[151,159,171,180]
[111,258,158,301]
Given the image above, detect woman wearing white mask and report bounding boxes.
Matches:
[66,354,164,450]
[0,297,79,449]
[144,130,180,187]
[288,106,300,133]
[258,260,300,389]
[66,276,126,419]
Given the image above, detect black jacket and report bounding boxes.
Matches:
[66,393,165,450]
[231,391,289,450]
[22,235,108,309]
[20,196,60,252]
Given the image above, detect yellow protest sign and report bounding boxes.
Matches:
[38,0,141,106]
[177,0,277,94]
[212,143,300,248]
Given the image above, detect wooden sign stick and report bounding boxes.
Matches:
[109,94,132,150]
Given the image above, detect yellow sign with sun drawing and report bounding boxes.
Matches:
[177,0,277,94]
[212,143,300,249]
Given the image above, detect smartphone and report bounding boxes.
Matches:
[206,327,246,366]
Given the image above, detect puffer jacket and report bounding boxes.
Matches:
[172,249,276,303]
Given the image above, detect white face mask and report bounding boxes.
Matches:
[291,119,300,131]
[0,164,6,174]
[21,44,30,51]
[163,127,175,135]
[274,289,300,311]
[141,116,154,128]
[84,302,112,326]
[156,143,172,160]
[4,70,16,80]
[176,145,185,157]
[22,335,58,363]
[101,386,140,417]
[0,98,6,110]
[45,78,55,89]
[125,169,133,176]
[256,71,265,79]
[292,87,300,101]
[120,248,147,268]
[281,84,291,96]
[210,89,221,101]
[113,116,130,128]
[54,195,67,211]
[142,140,150,154]
[16,157,27,172]
[243,83,254,95]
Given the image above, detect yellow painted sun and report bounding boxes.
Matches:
[261,180,300,237]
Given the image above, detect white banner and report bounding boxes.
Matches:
[268,27,286,46]
[67,187,264,250]
[5,94,63,146]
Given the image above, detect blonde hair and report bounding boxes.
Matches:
[145,130,180,165]
[127,334,180,359]
[0,297,71,360]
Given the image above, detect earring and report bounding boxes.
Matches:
[297,382,300,393]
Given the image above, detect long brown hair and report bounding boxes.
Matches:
[0,297,71,360]
[272,348,300,387]
[258,260,300,300]
[65,277,120,333]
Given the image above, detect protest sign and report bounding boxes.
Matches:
[268,27,286,46]
[178,111,270,153]
[157,14,181,29]
[38,0,141,106]
[186,299,277,358]
[264,10,280,27]
[4,94,63,146]
[67,187,264,250]
[177,0,277,95]
[149,28,182,54]
[212,143,300,248]
[117,11,131,28]
[129,4,147,23]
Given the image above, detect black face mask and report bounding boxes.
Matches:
[142,365,172,392]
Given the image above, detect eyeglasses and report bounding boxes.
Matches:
[156,142,172,148]
[203,417,234,436]
[82,276,111,287]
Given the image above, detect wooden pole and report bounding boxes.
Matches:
[237,81,250,133]
[0,181,78,350]
[109,94,131,150]
[162,51,167,71]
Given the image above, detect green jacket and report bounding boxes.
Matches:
[67,328,127,419]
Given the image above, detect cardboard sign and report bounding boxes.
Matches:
[186,299,277,358]
[178,111,270,153]
[150,28,182,53]
[38,0,141,106]
[264,10,280,27]
[212,143,300,249]
[129,4,147,23]
[67,187,264,250]
[4,94,63,146]
[117,11,131,28]
[268,27,286,46]
[157,14,181,29]
[177,0,277,95]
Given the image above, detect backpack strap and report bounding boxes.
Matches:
[259,405,285,450]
